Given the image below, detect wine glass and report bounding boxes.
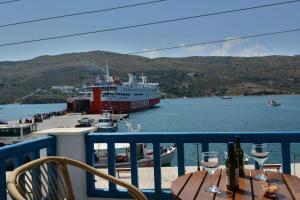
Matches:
[251,144,269,181]
[201,151,220,193]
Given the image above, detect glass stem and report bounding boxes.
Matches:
[259,162,264,175]
[209,174,213,186]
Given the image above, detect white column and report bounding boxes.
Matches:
[42,128,96,200]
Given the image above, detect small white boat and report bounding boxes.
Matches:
[95,111,118,132]
[267,99,280,107]
[221,96,232,99]
[94,143,177,168]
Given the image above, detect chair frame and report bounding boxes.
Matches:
[7,156,148,200]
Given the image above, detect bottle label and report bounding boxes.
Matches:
[226,167,230,185]
[235,167,239,184]
[226,167,239,189]
[236,149,245,176]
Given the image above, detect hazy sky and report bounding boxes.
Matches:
[0,0,299,61]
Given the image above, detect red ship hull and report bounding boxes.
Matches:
[98,97,160,113]
[88,87,160,113]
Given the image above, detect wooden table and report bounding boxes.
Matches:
[171,169,300,200]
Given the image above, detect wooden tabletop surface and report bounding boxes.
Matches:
[171,169,300,200]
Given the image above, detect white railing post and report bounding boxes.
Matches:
[37,127,96,200]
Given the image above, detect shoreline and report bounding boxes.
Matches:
[1,94,299,106]
[1,94,300,122]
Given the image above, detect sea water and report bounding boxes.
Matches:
[1,95,300,165]
[118,95,300,165]
[0,103,66,121]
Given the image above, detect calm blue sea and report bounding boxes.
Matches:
[120,95,300,165]
[0,103,66,121]
[1,95,300,165]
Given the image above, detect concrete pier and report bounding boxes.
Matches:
[8,113,128,132]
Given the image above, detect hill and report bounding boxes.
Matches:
[0,51,299,104]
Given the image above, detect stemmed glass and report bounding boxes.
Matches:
[251,144,269,181]
[201,151,220,193]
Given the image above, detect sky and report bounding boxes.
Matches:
[0,0,299,61]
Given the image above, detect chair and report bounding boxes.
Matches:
[7,156,148,200]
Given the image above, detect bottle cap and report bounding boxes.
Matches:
[227,142,234,155]
[235,136,240,143]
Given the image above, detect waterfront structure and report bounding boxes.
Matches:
[50,85,76,94]
[0,123,37,145]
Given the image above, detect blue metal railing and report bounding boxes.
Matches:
[85,131,300,199]
[0,135,56,200]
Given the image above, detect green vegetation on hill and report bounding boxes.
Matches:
[0,51,299,104]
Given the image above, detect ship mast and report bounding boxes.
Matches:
[105,57,110,78]
[140,73,147,84]
[104,57,113,83]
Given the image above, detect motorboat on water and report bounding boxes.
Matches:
[267,99,280,107]
[93,143,177,168]
[93,120,175,168]
[221,96,233,99]
[95,111,118,132]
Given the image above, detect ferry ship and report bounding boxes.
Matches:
[67,62,160,113]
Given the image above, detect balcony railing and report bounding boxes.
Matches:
[0,135,56,200]
[1,132,300,200]
[85,131,300,199]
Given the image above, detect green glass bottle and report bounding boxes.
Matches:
[235,136,245,177]
[226,142,239,191]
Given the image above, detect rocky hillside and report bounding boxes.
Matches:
[0,51,299,104]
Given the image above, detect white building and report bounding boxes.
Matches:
[50,85,75,94]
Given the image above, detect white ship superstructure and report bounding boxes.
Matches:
[77,62,160,113]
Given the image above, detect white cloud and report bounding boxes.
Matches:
[141,48,161,58]
[209,37,271,57]
[179,43,207,53]
[238,44,270,57]
[210,37,243,56]
[141,37,272,58]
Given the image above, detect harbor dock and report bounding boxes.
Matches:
[8,113,128,132]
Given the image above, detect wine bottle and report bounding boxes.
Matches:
[235,136,245,177]
[226,142,239,191]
